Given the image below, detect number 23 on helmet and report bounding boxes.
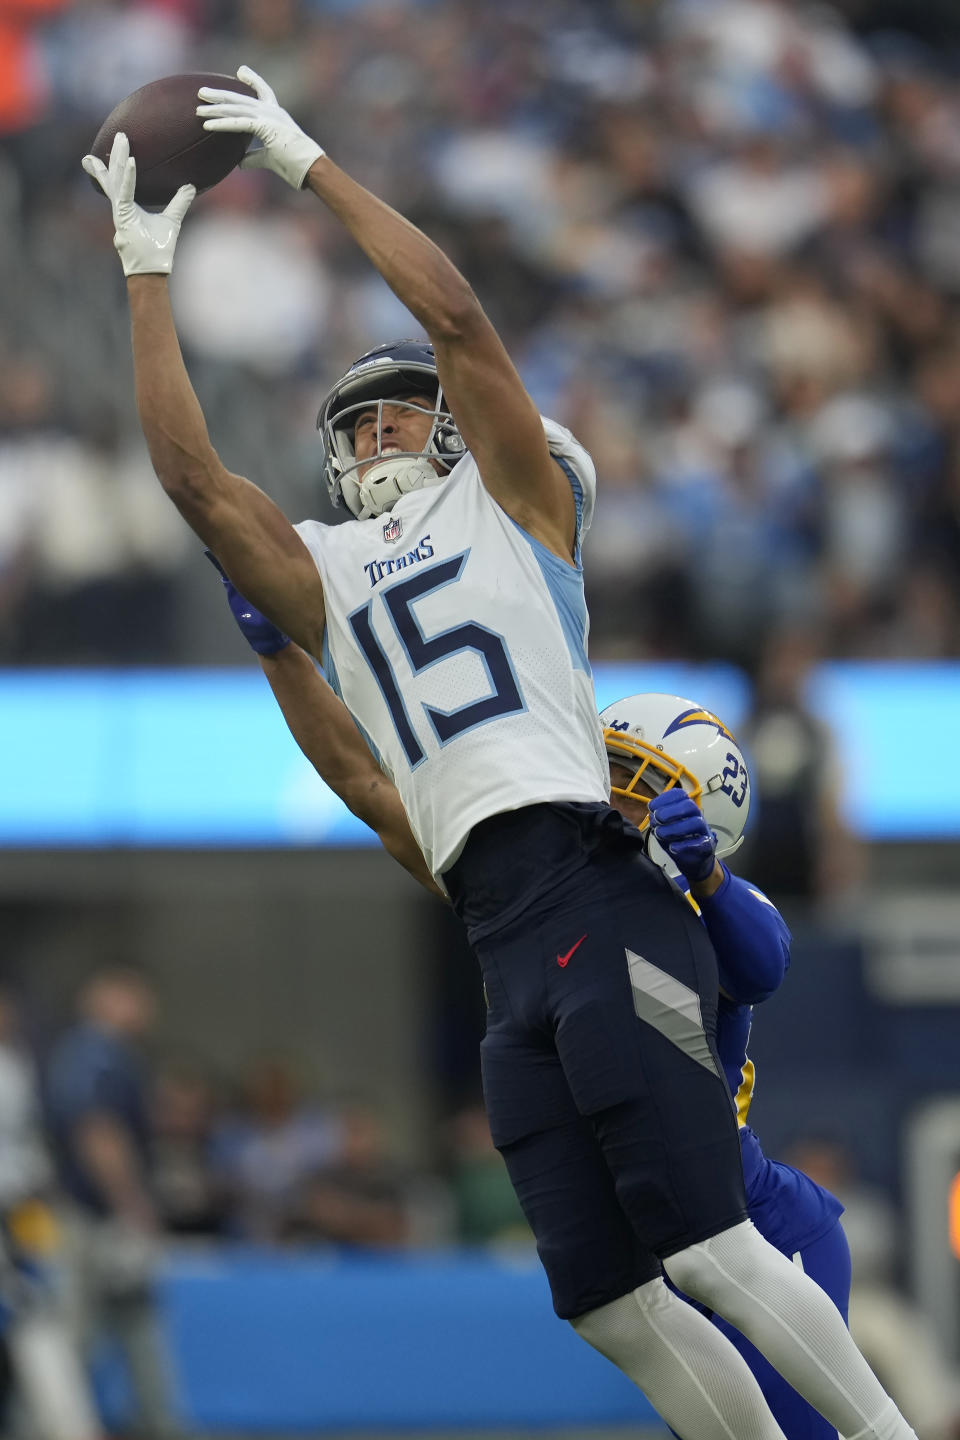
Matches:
[599,692,750,876]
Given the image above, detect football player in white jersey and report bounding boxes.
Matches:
[212,580,857,1440]
[84,64,916,1440]
[210,606,866,1440]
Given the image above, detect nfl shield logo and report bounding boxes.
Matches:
[382,515,404,544]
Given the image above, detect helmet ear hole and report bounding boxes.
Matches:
[434,425,465,460]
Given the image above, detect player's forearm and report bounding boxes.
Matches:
[127,275,225,524]
[371,790,445,898]
[258,646,442,896]
[304,157,484,342]
[259,644,359,779]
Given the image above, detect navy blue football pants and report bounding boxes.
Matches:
[446,803,749,1320]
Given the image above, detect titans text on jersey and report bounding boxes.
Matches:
[363,533,434,588]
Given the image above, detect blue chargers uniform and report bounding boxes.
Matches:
[683,868,851,1440]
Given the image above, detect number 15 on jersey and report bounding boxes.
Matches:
[348,550,525,768]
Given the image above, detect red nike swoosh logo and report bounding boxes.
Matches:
[557,934,587,968]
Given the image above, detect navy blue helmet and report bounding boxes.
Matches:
[316,340,465,517]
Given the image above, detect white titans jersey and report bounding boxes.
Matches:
[295,418,608,877]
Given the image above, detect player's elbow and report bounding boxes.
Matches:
[153,461,204,507]
[719,944,789,1005]
[149,446,227,525]
[429,280,486,345]
[736,975,783,1006]
[137,409,221,505]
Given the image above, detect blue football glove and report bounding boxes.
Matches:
[647,789,718,884]
[205,551,290,656]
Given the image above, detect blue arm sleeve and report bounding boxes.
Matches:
[698,869,791,1004]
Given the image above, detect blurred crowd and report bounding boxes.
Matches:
[0,965,530,1435]
[4,7,960,1433]
[0,968,512,1255]
[2,0,960,671]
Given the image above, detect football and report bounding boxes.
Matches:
[89,72,256,209]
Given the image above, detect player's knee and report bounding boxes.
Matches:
[662,1242,718,1306]
[662,1219,768,1306]
[570,1280,665,1366]
[571,1292,629,1359]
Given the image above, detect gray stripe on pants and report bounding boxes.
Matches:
[625,948,721,1078]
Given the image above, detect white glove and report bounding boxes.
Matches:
[197,65,324,191]
[82,132,195,277]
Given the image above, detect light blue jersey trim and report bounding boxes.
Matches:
[555,456,585,566]
[321,629,339,696]
[322,629,384,768]
[507,458,590,677]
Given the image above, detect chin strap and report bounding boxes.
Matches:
[358,456,445,519]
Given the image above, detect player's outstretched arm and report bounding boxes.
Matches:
[197,69,577,563]
[303,165,577,558]
[82,134,326,660]
[127,276,326,656]
[209,557,441,896]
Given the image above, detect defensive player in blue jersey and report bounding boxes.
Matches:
[214,571,855,1440]
[600,692,853,1440]
[85,62,913,1440]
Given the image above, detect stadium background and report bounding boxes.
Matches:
[4,0,960,1435]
